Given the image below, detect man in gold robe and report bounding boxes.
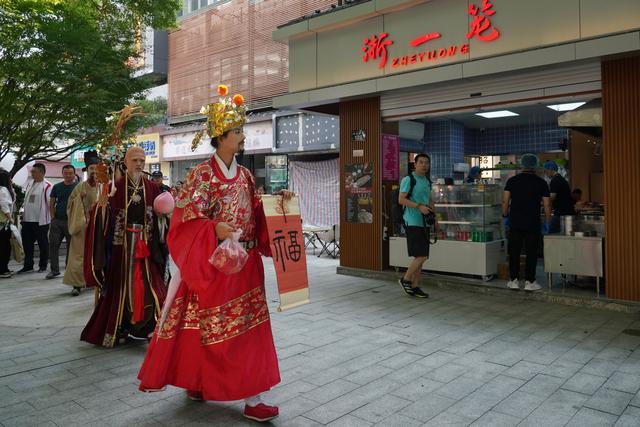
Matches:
[63,151,99,295]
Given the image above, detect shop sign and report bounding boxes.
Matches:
[70,147,91,169]
[243,121,273,153]
[162,132,214,160]
[135,133,160,162]
[139,140,156,156]
[382,134,400,182]
[361,0,500,70]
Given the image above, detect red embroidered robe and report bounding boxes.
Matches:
[138,158,280,401]
[81,176,167,347]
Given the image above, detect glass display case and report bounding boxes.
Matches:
[431,184,503,242]
[265,155,288,194]
[389,183,506,280]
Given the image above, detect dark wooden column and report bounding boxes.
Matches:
[339,97,382,271]
[602,56,640,301]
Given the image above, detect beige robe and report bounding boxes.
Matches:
[63,181,98,287]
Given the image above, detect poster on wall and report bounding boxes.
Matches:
[382,134,400,182]
[345,162,374,224]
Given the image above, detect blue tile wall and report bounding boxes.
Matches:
[399,138,428,153]
[422,120,466,179]
[467,123,569,155]
[421,120,568,178]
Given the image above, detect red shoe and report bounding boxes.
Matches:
[186,390,203,401]
[243,403,279,422]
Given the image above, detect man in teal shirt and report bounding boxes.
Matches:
[397,153,434,298]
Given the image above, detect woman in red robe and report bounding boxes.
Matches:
[138,86,282,422]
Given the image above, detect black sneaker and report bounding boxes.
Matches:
[412,287,429,298]
[37,268,47,273]
[46,272,60,279]
[71,287,81,296]
[398,278,415,296]
[17,267,34,274]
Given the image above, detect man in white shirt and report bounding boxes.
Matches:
[18,163,52,274]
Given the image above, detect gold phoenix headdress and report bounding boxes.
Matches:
[191,84,248,151]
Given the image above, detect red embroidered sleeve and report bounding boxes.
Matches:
[176,161,214,223]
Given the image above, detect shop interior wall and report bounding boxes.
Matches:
[381,122,400,270]
[339,97,382,271]
[602,55,640,301]
[569,130,603,203]
[419,119,569,179]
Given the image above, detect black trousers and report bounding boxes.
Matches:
[49,218,70,273]
[21,222,49,270]
[0,227,11,273]
[508,228,540,283]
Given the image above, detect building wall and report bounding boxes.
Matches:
[280,0,640,94]
[470,124,569,156]
[339,97,382,271]
[168,0,337,118]
[602,56,640,301]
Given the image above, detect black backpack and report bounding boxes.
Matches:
[392,174,417,225]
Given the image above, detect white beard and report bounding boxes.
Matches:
[128,171,142,184]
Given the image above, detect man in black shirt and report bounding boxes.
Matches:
[47,165,78,279]
[151,171,171,193]
[544,161,575,233]
[503,154,551,291]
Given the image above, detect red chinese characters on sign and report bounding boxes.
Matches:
[466,0,500,42]
[361,32,393,69]
[360,2,501,71]
[410,32,442,47]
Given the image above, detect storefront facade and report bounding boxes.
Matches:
[273,0,640,301]
[136,132,171,184]
[273,111,340,228]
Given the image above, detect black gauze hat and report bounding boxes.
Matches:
[82,150,99,171]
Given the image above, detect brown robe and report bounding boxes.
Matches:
[63,181,97,287]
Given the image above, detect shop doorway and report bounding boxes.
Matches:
[384,94,604,298]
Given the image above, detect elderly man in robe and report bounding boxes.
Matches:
[81,146,167,347]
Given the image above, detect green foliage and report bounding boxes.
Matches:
[11,182,24,217]
[131,97,168,131]
[0,0,180,177]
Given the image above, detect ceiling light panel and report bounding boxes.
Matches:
[475,110,519,118]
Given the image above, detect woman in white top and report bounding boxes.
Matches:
[0,170,15,278]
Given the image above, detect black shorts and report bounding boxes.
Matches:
[406,226,430,258]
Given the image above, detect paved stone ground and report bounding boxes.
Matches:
[1,255,640,426]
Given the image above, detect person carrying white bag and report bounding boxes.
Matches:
[0,170,19,277]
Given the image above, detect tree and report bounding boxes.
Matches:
[130,97,168,131]
[0,0,180,177]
